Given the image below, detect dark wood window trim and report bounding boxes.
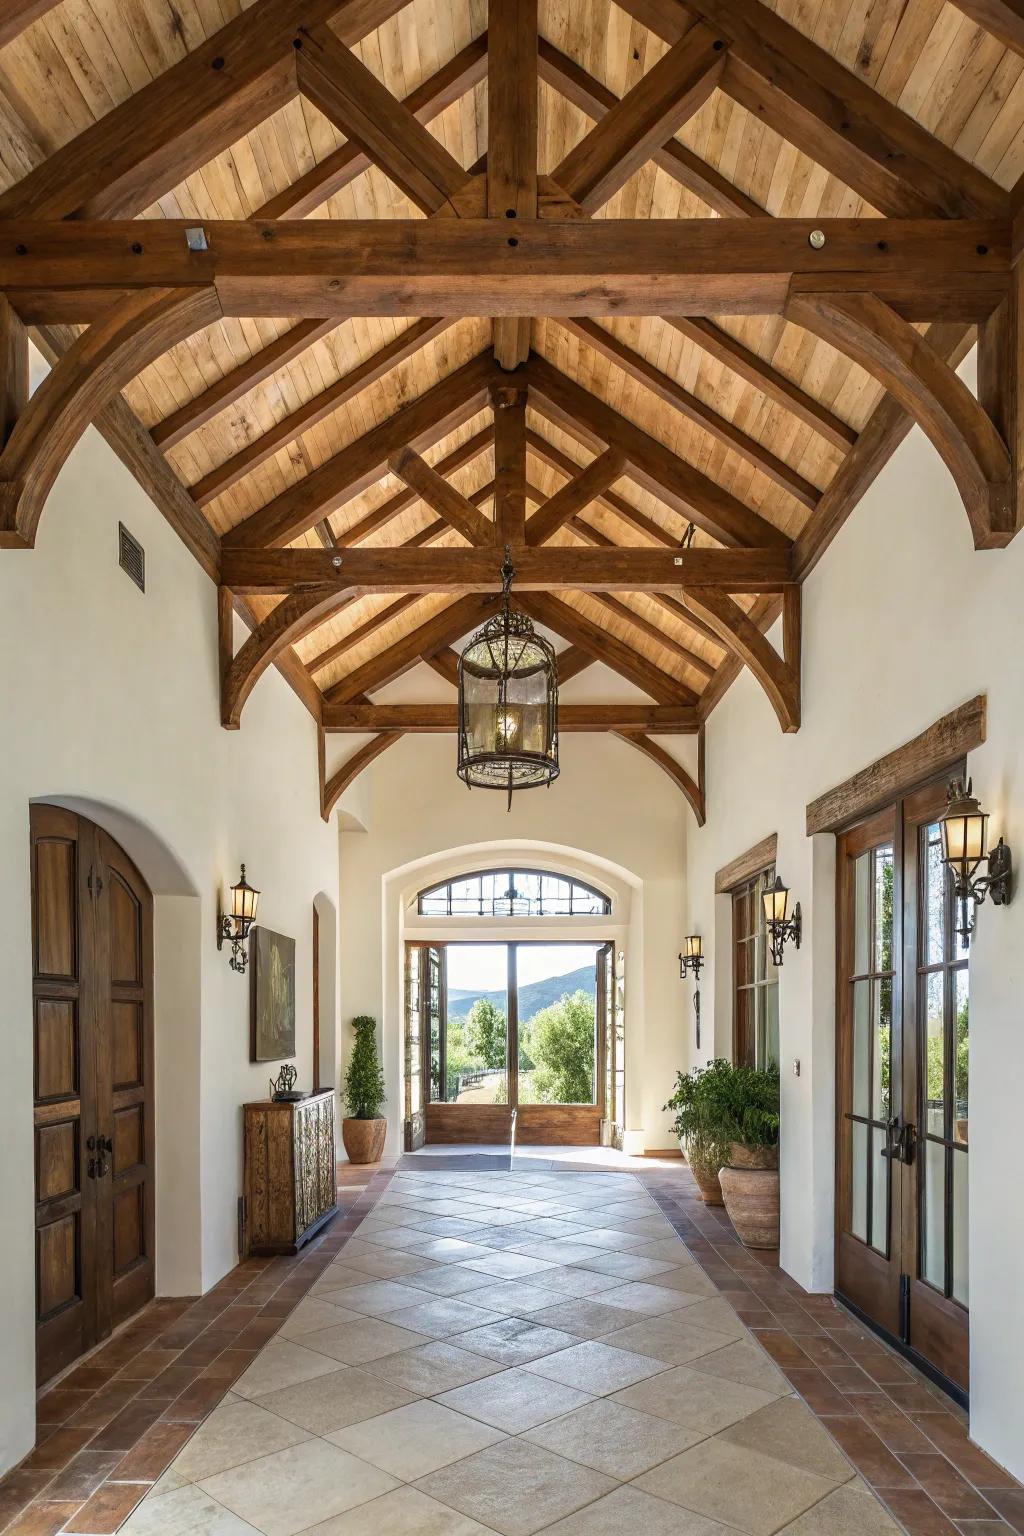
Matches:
[806,696,986,837]
[714,833,778,895]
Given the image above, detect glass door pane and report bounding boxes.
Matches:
[515,944,601,1105]
[844,842,895,1259]
[440,945,508,1105]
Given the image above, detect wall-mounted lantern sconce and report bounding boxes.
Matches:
[763,876,801,968]
[679,934,704,1048]
[939,777,1012,947]
[217,864,260,974]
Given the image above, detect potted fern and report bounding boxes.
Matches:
[341,1015,387,1164]
[664,1062,730,1206]
[709,1061,781,1249]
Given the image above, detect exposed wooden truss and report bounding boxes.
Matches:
[3,0,1024,823]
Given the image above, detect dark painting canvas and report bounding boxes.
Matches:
[251,927,296,1062]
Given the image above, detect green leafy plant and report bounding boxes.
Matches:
[465,997,507,1071]
[665,1058,780,1168]
[343,1014,387,1120]
[525,990,595,1105]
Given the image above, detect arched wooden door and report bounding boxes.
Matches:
[31,806,155,1384]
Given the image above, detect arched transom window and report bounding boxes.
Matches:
[417,869,611,918]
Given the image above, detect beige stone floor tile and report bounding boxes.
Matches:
[119,1484,264,1535]
[568,1227,651,1251]
[599,1314,735,1365]
[299,1316,432,1365]
[631,1237,700,1262]
[455,1279,566,1315]
[400,1265,497,1298]
[383,1296,508,1338]
[199,1439,398,1536]
[718,1397,856,1483]
[518,1218,592,1239]
[163,1399,311,1484]
[311,1264,387,1295]
[616,1217,677,1238]
[597,1280,694,1316]
[406,1237,496,1262]
[232,1341,342,1400]
[537,1483,735,1536]
[454,1316,580,1365]
[576,1251,677,1281]
[527,1298,641,1339]
[611,1363,779,1432]
[522,1397,704,1478]
[435,1365,595,1431]
[506,1241,613,1265]
[460,1251,560,1280]
[300,1484,500,1536]
[633,1437,839,1536]
[673,1298,749,1340]
[252,1363,418,1434]
[687,1338,791,1396]
[524,1340,667,1395]
[644,1266,721,1298]
[328,1399,506,1478]
[325,1279,428,1317]
[530,1265,623,1298]
[337,1249,439,1280]
[414,1437,617,1536]
[371,1341,504,1395]
[277,1297,362,1338]
[352,1226,432,1251]
[775,1483,904,1535]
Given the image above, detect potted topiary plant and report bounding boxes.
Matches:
[664,1062,732,1206]
[710,1061,781,1249]
[341,1015,387,1164]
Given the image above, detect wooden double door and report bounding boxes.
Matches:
[31,806,155,1384]
[836,779,970,1398]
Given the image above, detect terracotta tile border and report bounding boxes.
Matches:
[0,1163,395,1535]
[636,1166,1024,1536]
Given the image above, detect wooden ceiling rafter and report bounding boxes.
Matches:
[4,0,1024,809]
[191,317,455,510]
[613,730,705,823]
[517,591,698,706]
[322,732,402,820]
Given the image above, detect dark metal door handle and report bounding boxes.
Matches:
[879,1116,916,1165]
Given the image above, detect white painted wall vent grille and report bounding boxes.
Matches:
[118,523,145,592]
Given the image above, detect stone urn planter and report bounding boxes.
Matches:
[719,1141,780,1248]
[680,1138,724,1206]
[342,1116,387,1165]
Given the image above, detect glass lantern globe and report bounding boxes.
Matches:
[457,551,559,809]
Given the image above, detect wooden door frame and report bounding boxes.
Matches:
[832,771,970,1405]
[410,938,613,1146]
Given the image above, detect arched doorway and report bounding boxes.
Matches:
[30,806,155,1382]
[403,866,625,1148]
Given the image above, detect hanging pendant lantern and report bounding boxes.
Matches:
[457,546,559,810]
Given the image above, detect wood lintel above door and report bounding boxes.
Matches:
[806,695,987,837]
[715,833,778,894]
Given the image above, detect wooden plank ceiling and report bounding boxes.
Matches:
[0,0,1022,811]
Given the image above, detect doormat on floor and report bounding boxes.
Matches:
[398,1152,513,1170]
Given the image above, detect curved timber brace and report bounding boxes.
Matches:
[613,728,706,825]
[0,286,221,548]
[221,584,347,730]
[686,585,801,733]
[321,733,404,821]
[787,288,1016,551]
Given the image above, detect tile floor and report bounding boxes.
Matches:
[2,1153,1021,1536]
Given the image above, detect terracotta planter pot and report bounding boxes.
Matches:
[720,1163,780,1249]
[342,1117,386,1165]
[680,1140,724,1205]
[728,1140,779,1171]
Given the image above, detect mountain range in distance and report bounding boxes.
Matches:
[447,962,596,1024]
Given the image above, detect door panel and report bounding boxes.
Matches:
[30,807,154,1383]
[836,807,901,1338]
[835,783,969,1400]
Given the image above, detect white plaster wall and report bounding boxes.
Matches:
[0,357,340,1473]
[683,354,1024,1478]
[337,732,688,1157]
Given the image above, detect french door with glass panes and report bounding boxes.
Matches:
[836,780,970,1397]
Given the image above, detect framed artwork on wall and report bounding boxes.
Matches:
[251,926,296,1062]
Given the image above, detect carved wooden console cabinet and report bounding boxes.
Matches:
[243,1090,337,1255]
